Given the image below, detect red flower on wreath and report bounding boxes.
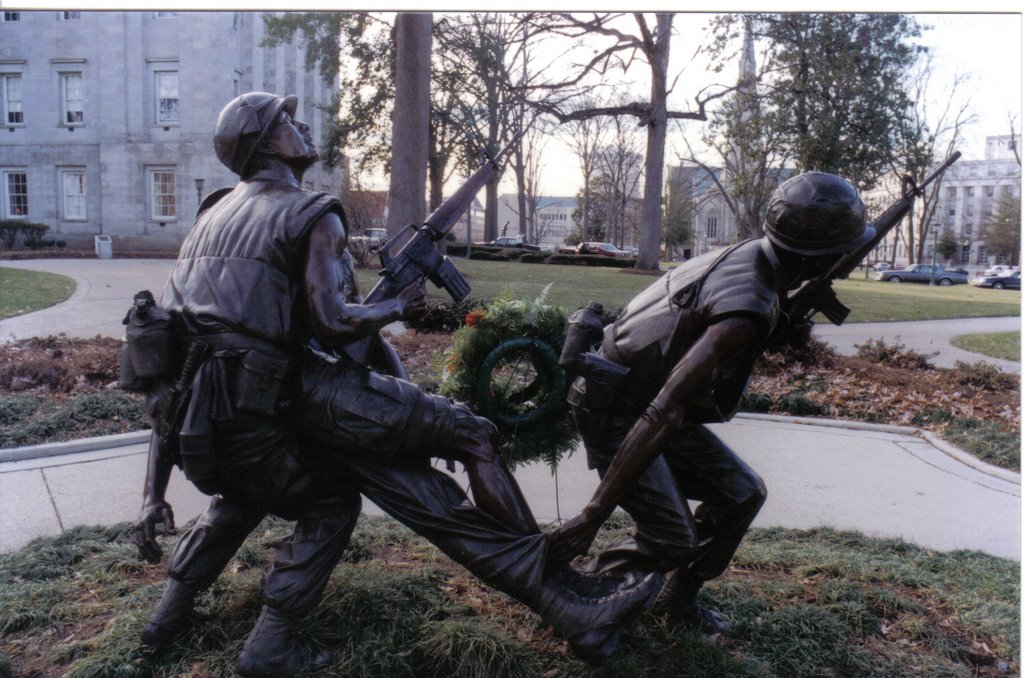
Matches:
[465,309,486,326]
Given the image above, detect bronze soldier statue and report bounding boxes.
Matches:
[135,92,659,675]
[550,172,875,633]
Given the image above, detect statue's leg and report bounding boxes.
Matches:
[342,457,663,666]
[663,424,767,584]
[142,495,262,650]
[413,397,539,536]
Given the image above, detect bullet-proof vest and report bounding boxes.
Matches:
[604,238,783,419]
[161,178,342,349]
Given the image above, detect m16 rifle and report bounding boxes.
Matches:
[339,132,523,368]
[784,152,961,328]
[363,131,524,305]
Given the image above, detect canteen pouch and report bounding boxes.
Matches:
[234,350,290,415]
[119,290,178,390]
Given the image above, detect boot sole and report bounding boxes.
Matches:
[568,572,664,666]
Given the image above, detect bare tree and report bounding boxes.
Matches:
[387,13,432,235]
[560,96,612,242]
[527,13,732,270]
[887,54,973,265]
[595,112,644,247]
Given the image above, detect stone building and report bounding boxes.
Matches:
[663,165,737,260]
[0,10,344,250]
[866,135,1021,270]
[495,193,576,250]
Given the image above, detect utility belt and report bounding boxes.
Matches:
[119,291,294,445]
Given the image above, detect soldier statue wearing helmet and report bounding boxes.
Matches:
[134,92,661,675]
[548,171,870,635]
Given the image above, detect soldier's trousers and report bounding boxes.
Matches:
[300,355,550,606]
[584,416,767,582]
[167,415,362,617]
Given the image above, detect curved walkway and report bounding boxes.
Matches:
[814,316,1021,373]
[0,259,1020,561]
[1,415,1018,559]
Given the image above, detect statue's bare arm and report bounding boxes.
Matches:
[549,314,768,562]
[304,211,424,347]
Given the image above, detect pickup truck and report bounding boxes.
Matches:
[876,264,968,286]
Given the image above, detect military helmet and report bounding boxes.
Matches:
[213,92,298,176]
[765,172,874,256]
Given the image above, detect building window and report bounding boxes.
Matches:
[966,186,975,198]
[59,11,80,20]
[984,185,994,197]
[3,170,28,217]
[60,72,84,125]
[148,169,176,221]
[61,170,86,220]
[960,244,971,265]
[945,187,956,201]
[155,71,179,124]
[964,222,973,236]
[1,74,22,125]
[706,215,718,239]
[2,12,20,21]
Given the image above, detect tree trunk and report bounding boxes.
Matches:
[387,12,431,235]
[636,14,672,271]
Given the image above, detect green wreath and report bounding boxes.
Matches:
[440,296,579,467]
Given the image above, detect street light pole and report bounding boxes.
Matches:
[194,177,205,209]
[929,226,938,286]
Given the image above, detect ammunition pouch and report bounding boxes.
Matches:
[234,349,291,416]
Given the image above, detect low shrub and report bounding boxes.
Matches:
[546,253,637,268]
[854,337,935,369]
[0,220,48,250]
[953,360,1019,390]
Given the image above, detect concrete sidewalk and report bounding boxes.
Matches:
[2,414,1019,561]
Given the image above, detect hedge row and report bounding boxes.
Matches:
[444,243,637,268]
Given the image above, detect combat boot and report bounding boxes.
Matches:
[235,605,334,677]
[140,578,198,652]
[534,567,663,666]
[655,571,730,635]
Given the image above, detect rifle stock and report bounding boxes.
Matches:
[785,152,961,327]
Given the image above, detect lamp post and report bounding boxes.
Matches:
[194,178,205,208]
[929,226,939,286]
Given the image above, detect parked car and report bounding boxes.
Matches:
[983,264,1012,277]
[876,264,968,286]
[350,227,387,252]
[487,235,541,251]
[577,241,631,257]
[871,261,892,272]
[973,270,1021,290]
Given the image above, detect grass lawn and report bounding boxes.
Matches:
[950,331,1022,362]
[357,258,1022,322]
[0,268,75,320]
[0,514,1017,677]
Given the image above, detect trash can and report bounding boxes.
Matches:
[94,234,112,259]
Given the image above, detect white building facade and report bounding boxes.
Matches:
[0,10,343,250]
[867,136,1021,269]
[495,193,576,250]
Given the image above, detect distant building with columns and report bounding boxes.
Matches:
[866,135,1021,269]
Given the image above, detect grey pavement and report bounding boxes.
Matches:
[0,258,1021,561]
[815,316,1021,373]
[1,415,1019,560]
[0,258,175,343]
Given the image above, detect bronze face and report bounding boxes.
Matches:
[264,110,319,165]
